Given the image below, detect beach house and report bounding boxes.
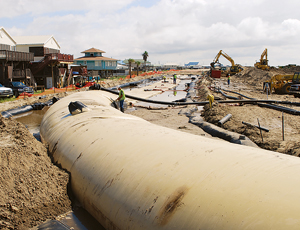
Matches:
[73,48,118,78]
[0,27,34,85]
[14,35,73,88]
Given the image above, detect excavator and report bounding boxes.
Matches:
[254,48,269,70]
[210,50,243,75]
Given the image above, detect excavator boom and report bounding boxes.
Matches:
[255,48,269,70]
[211,50,242,75]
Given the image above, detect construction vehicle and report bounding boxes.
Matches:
[210,50,243,75]
[255,48,269,70]
[263,72,300,94]
[288,72,300,97]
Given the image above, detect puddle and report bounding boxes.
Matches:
[13,109,49,141]
[135,79,191,108]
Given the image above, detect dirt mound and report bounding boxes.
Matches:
[199,69,300,156]
[0,116,71,229]
[232,67,295,88]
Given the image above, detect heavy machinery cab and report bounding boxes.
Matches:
[292,72,300,83]
[289,72,300,97]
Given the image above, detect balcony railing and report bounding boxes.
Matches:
[57,53,73,62]
[0,50,34,61]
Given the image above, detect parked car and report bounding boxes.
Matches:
[4,81,34,97]
[0,83,14,98]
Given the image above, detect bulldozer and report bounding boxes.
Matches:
[255,48,269,70]
[263,72,300,94]
[211,50,243,75]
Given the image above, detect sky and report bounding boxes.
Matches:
[1,0,300,67]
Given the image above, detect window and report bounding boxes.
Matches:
[0,44,10,51]
[95,61,101,66]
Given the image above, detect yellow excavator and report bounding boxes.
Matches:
[210,50,243,75]
[255,48,269,70]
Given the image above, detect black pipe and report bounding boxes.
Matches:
[216,88,300,115]
[242,121,269,132]
[218,88,300,106]
[219,88,254,99]
[100,87,300,107]
[257,103,300,115]
[185,81,196,102]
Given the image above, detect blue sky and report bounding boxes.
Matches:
[1,0,300,66]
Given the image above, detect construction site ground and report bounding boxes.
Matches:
[1,67,300,229]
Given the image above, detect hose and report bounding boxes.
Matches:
[215,88,300,115]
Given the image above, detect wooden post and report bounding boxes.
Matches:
[282,112,285,141]
[257,118,263,143]
[51,64,55,93]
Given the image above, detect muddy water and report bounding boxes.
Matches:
[134,79,190,108]
[14,109,47,141]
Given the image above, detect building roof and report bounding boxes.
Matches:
[13,35,60,48]
[74,56,118,61]
[0,27,16,44]
[82,48,106,53]
[185,62,199,66]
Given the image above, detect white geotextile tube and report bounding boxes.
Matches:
[40,91,300,230]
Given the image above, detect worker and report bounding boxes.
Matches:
[163,75,167,82]
[227,74,231,86]
[116,86,126,112]
[207,94,214,108]
[173,74,177,84]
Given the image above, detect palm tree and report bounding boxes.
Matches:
[135,61,141,76]
[127,58,135,78]
[142,51,149,72]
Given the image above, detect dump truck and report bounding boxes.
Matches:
[263,72,300,94]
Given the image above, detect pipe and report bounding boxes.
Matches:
[257,102,300,115]
[217,88,300,115]
[100,87,300,107]
[40,91,300,230]
[242,121,269,132]
[190,114,257,147]
[1,98,54,118]
[218,114,232,126]
[1,105,33,118]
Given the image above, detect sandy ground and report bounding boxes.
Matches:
[1,67,300,229]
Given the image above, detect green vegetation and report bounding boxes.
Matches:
[0,97,16,103]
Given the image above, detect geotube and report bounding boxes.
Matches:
[1,105,33,118]
[40,90,300,230]
[1,99,54,118]
[189,115,257,147]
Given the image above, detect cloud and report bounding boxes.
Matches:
[0,0,135,18]
[2,0,300,65]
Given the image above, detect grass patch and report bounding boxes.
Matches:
[0,97,16,103]
[34,90,43,94]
